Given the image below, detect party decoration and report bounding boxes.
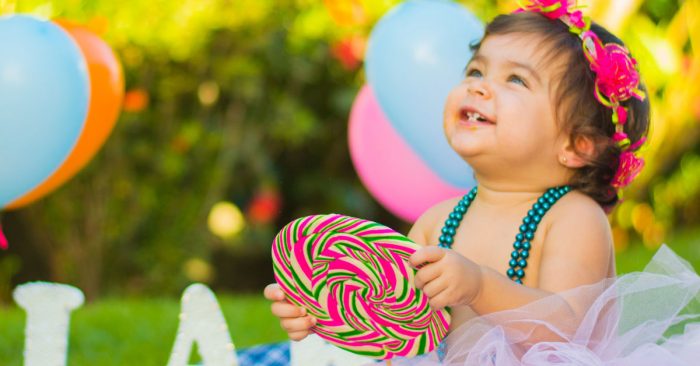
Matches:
[13,282,85,366]
[349,85,473,222]
[365,0,483,187]
[0,15,89,207]
[272,214,450,359]
[9,280,374,365]
[5,19,124,210]
[167,284,237,366]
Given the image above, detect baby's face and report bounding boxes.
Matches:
[443,32,567,180]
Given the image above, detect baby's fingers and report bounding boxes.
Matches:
[409,246,446,268]
[271,301,307,318]
[263,283,285,301]
[280,315,317,334]
[415,263,441,290]
[288,330,313,342]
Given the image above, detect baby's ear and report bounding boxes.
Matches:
[559,136,594,168]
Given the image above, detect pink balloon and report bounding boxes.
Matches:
[348,85,473,223]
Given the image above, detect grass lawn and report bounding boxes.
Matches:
[615,227,700,274]
[0,228,698,365]
[0,294,287,366]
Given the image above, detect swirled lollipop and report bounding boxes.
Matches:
[272,214,450,359]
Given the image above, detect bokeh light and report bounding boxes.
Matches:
[183,258,214,283]
[207,201,245,240]
[122,88,149,112]
[197,80,219,106]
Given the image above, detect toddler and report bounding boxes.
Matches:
[266,1,700,364]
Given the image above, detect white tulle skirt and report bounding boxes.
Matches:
[376,245,700,366]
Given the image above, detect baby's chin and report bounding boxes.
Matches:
[446,135,489,160]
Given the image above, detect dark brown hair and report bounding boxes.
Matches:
[471,12,650,209]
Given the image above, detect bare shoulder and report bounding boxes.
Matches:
[407,196,464,246]
[538,190,614,290]
[546,190,610,228]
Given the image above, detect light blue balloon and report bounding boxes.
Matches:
[366,0,483,188]
[0,15,89,207]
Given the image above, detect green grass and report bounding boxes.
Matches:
[615,227,700,274]
[0,294,287,366]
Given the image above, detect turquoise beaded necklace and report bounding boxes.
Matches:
[437,185,572,284]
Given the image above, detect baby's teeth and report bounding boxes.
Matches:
[466,112,482,121]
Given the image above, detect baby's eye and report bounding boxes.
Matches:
[508,74,528,87]
[466,68,483,78]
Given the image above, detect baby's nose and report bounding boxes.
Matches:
[467,82,491,98]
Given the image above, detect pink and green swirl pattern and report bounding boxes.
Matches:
[271,214,450,359]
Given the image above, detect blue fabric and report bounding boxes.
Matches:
[237,342,290,366]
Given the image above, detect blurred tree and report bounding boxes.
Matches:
[1,0,403,299]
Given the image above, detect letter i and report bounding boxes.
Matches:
[13,282,84,366]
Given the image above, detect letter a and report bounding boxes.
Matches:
[167,283,238,366]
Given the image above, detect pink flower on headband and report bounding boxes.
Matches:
[569,10,586,28]
[521,0,572,19]
[541,0,570,18]
[612,151,645,188]
[582,32,644,104]
[517,0,648,191]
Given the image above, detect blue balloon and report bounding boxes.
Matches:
[366,0,483,187]
[0,15,89,207]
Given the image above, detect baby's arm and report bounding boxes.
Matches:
[407,197,461,246]
[469,192,612,316]
[465,192,613,344]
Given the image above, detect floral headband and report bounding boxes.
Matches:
[516,0,647,189]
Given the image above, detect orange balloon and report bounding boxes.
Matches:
[5,19,124,210]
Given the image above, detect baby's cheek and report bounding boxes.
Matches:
[443,94,461,123]
[495,129,541,161]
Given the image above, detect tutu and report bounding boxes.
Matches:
[375,245,700,366]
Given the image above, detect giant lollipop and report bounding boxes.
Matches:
[272,214,450,359]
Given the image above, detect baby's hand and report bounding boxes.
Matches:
[263,283,317,341]
[409,246,483,310]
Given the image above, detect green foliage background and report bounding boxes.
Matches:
[0,0,697,302]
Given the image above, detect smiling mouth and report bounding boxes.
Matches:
[459,108,495,126]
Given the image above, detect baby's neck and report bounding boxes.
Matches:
[473,183,551,211]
